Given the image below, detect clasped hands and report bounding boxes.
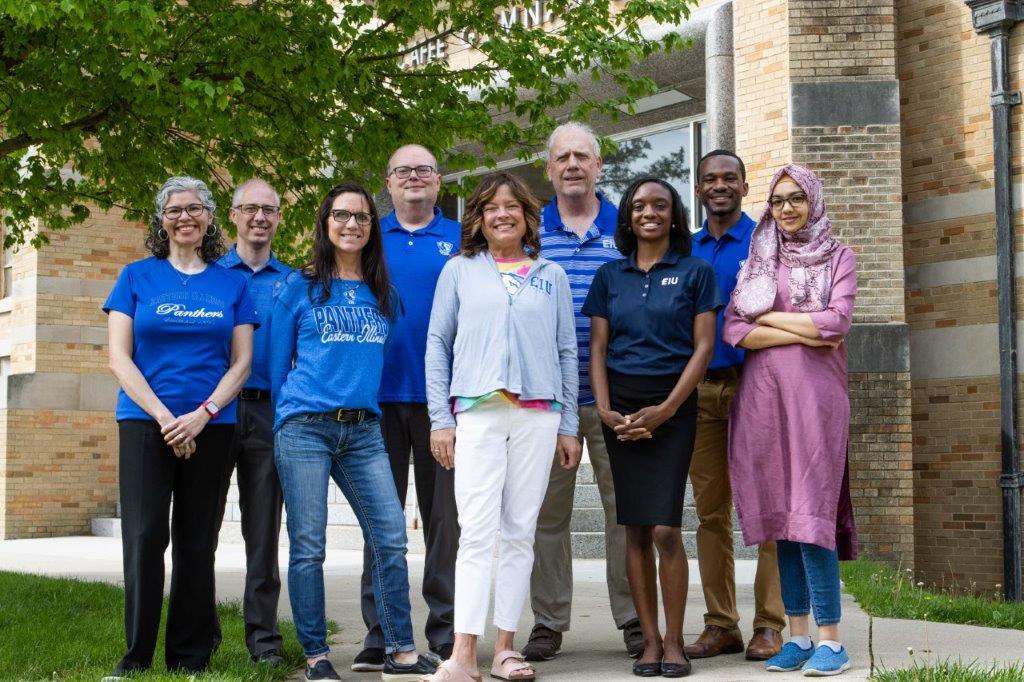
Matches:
[159,407,212,459]
[598,403,673,442]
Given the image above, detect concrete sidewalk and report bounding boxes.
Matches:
[3,536,1024,680]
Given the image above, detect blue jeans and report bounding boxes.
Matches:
[275,413,414,657]
[776,540,842,626]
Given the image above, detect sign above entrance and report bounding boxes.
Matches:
[403,2,559,69]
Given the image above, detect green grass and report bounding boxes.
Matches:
[841,560,1024,630]
[872,659,1024,681]
[0,570,310,681]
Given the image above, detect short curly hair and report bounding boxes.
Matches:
[144,176,226,263]
[460,172,541,259]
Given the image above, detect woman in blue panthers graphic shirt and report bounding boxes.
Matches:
[269,182,437,681]
[103,176,258,678]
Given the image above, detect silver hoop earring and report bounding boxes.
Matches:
[206,223,218,237]
[158,228,169,242]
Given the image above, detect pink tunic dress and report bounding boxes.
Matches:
[722,246,858,558]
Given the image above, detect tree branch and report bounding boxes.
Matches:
[0,106,111,156]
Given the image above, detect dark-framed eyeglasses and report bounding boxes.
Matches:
[389,165,437,179]
[769,193,808,211]
[233,204,280,217]
[162,204,208,220]
[329,209,374,226]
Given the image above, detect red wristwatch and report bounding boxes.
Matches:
[202,400,221,419]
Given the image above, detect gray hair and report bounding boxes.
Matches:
[546,121,601,159]
[154,176,217,215]
[232,177,281,207]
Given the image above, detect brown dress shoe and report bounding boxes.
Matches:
[683,625,744,658]
[744,627,783,661]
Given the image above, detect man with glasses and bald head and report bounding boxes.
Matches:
[214,178,294,667]
[352,144,462,673]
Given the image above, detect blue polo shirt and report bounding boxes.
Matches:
[218,246,294,390]
[691,213,755,370]
[582,250,721,377]
[379,206,461,403]
[539,193,621,405]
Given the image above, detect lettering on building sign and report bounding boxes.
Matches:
[403,2,557,68]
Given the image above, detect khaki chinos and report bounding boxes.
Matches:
[530,404,636,631]
[691,372,786,632]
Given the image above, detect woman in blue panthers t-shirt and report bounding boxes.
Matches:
[269,182,436,681]
[103,176,258,677]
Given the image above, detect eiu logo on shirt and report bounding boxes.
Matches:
[660,277,679,286]
[436,240,454,256]
[529,276,553,295]
[312,305,388,344]
[602,237,615,249]
[155,303,225,319]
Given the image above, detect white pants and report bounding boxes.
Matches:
[453,402,562,635]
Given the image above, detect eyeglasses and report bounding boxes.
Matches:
[329,209,374,226]
[769,193,808,211]
[389,165,436,179]
[234,204,280,217]
[163,204,208,220]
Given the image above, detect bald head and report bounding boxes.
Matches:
[229,177,281,255]
[386,144,441,215]
[232,177,279,207]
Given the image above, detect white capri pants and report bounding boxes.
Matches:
[453,400,562,635]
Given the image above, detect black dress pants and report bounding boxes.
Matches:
[213,397,283,657]
[118,420,232,673]
[360,402,459,651]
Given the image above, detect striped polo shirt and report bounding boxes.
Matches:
[539,192,622,405]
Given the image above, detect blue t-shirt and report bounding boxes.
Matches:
[539,193,621,404]
[217,246,294,391]
[691,213,756,370]
[103,256,260,423]
[379,207,461,403]
[581,250,722,376]
[269,271,392,431]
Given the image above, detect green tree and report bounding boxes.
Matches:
[0,0,693,257]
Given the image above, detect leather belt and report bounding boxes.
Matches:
[239,388,271,401]
[703,365,742,383]
[323,408,369,423]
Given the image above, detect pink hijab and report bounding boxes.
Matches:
[731,164,840,321]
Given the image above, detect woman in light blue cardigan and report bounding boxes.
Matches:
[423,172,579,682]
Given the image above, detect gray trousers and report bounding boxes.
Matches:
[214,397,283,657]
[530,404,636,631]
[360,402,458,651]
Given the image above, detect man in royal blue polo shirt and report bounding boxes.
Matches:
[524,122,642,662]
[215,178,294,667]
[685,150,786,662]
[353,144,461,673]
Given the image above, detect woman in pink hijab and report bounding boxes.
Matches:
[722,164,857,677]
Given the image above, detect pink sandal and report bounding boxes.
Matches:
[490,650,536,681]
[421,659,483,682]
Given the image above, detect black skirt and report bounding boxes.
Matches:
[602,370,698,527]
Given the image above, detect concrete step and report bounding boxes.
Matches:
[571,531,759,560]
[91,517,428,554]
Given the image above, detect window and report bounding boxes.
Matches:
[443,117,708,232]
[2,241,13,299]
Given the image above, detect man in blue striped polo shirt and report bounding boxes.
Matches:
[524,122,643,663]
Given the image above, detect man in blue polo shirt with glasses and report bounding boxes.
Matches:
[352,144,461,673]
[215,178,294,667]
[524,121,643,663]
[685,150,786,663]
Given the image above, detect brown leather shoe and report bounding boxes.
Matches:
[683,625,744,658]
[744,627,783,661]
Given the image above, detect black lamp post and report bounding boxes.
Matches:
[966,0,1024,602]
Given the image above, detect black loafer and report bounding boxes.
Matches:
[305,659,342,680]
[661,659,692,678]
[253,650,284,666]
[633,660,662,677]
[381,653,439,681]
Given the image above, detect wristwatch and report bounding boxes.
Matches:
[202,400,221,419]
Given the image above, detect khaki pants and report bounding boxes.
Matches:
[530,404,636,631]
[691,376,787,632]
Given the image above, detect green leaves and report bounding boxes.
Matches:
[0,0,694,261]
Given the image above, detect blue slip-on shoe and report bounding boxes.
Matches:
[801,645,850,677]
[765,641,815,672]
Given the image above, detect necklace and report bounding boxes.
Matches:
[168,259,204,286]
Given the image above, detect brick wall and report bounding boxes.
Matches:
[789,1,896,81]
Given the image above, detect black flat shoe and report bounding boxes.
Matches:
[633,660,662,677]
[660,659,692,678]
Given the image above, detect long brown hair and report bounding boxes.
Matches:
[304,183,393,316]
[460,171,542,259]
